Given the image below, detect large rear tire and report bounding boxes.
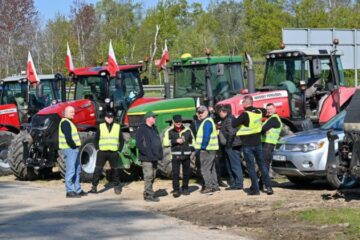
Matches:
[8,131,39,180]
[0,131,16,176]
[57,132,97,183]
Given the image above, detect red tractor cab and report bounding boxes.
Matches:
[218,47,356,133]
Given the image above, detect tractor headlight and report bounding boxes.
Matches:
[283,141,325,152]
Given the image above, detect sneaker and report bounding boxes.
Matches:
[77,190,88,196]
[225,186,243,191]
[66,191,81,198]
[200,188,213,195]
[114,186,122,195]
[173,191,180,198]
[182,189,190,196]
[218,181,228,187]
[88,186,97,194]
[144,196,160,202]
[266,187,274,195]
[212,187,221,192]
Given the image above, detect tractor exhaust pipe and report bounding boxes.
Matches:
[245,52,255,94]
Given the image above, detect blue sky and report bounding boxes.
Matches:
[34,0,209,23]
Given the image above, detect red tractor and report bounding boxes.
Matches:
[8,64,161,181]
[217,43,356,132]
[0,73,65,176]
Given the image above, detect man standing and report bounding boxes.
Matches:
[261,103,282,177]
[136,111,163,202]
[59,106,87,198]
[217,104,243,190]
[194,105,219,194]
[232,96,273,195]
[89,111,123,195]
[163,114,194,198]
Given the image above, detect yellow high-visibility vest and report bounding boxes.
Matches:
[236,111,262,136]
[261,114,282,144]
[58,118,81,149]
[194,117,219,150]
[99,123,120,151]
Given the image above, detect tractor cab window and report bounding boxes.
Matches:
[109,70,143,110]
[174,65,206,98]
[30,79,62,108]
[0,80,28,106]
[75,76,107,102]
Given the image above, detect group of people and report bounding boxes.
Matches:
[59,95,282,201]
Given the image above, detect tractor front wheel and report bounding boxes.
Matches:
[0,131,16,176]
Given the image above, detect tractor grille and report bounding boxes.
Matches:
[128,115,144,128]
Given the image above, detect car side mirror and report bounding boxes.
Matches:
[312,58,322,78]
[217,64,224,76]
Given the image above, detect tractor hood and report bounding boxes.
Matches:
[0,104,20,132]
[126,98,196,132]
[36,99,97,130]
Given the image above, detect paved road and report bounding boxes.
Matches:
[0,181,245,240]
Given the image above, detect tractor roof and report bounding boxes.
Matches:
[171,55,244,66]
[1,74,58,83]
[71,64,142,76]
[266,48,343,57]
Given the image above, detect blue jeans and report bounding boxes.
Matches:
[224,147,243,188]
[242,145,271,192]
[63,148,82,193]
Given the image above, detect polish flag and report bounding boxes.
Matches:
[66,42,74,72]
[108,40,119,77]
[157,40,170,71]
[27,52,39,84]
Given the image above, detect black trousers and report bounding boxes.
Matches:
[263,143,275,171]
[92,150,120,186]
[172,155,190,191]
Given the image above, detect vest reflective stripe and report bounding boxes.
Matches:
[194,118,219,150]
[59,118,81,149]
[236,111,262,136]
[163,126,194,155]
[262,114,282,144]
[99,123,120,151]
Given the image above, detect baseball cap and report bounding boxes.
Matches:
[144,111,157,119]
[105,111,115,118]
[172,114,182,123]
[196,105,207,113]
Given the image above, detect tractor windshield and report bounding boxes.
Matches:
[75,76,107,102]
[109,69,143,110]
[174,63,244,100]
[30,79,62,108]
[0,80,28,106]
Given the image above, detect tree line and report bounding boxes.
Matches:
[1,0,360,84]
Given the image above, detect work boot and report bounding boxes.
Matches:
[218,181,228,188]
[88,185,97,194]
[182,188,190,196]
[114,185,122,195]
[266,187,274,195]
[66,191,81,198]
[173,190,180,198]
[144,195,160,202]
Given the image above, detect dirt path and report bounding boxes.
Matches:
[1,175,360,239]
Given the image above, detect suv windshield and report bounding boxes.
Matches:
[320,110,346,131]
[75,76,107,102]
[174,63,245,100]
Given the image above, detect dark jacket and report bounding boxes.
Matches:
[165,125,193,156]
[220,114,241,148]
[94,122,124,151]
[60,120,77,149]
[232,106,266,146]
[136,123,163,161]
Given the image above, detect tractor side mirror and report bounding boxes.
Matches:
[142,76,149,85]
[312,58,322,78]
[217,64,224,76]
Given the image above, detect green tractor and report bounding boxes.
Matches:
[123,52,251,177]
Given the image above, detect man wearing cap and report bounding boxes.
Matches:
[232,95,273,195]
[89,111,123,195]
[59,106,87,198]
[136,111,163,202]
[163,114,194,198]
[194,105,219,194]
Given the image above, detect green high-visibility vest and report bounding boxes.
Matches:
[236,111,262,136]
[99,122,120,151]
[194,117,219,150]
[58,118,81,149]
[261,114,282,144]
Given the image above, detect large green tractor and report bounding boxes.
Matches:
[123,53,250,177]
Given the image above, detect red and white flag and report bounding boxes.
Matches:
[108,40,119,77]
[66,42,74,72]
[27,52,39,84]
[157,40,170,71]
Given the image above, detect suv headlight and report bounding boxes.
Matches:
[283,141,325,152]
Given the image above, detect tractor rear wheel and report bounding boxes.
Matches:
[0,131,16,176]
[8,131,39,180]
[57,132,97,183]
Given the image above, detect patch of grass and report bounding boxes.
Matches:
[301,208,360,237]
